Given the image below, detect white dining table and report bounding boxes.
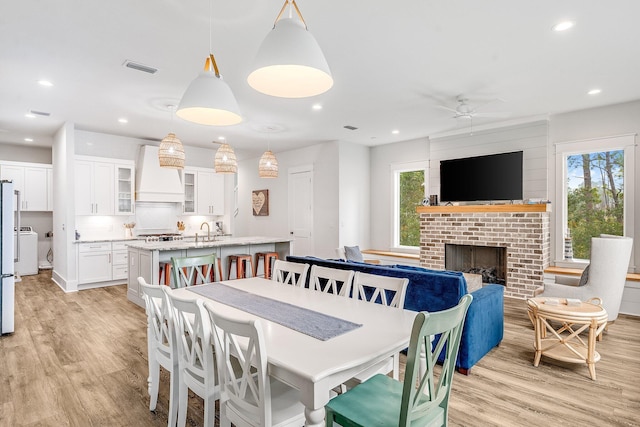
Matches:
[172,276,418,427]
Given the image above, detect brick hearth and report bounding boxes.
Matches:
[417,204,551,298]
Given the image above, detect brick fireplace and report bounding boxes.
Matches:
[417,204,551,298]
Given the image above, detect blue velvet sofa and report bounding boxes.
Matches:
[286,255,504,374]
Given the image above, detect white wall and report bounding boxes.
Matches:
[0,144,52,163]
[338,142,370,250]
[51,123,77,291]
[235,141,340,259]
[369,137,429,251]
[429,120,549,201]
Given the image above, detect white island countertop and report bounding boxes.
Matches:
[125,236,292,251]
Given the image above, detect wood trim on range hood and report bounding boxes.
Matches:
[135,145,184,203]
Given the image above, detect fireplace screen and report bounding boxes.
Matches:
[445,244,506,285]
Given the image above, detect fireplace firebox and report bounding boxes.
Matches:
[445,244,506,286]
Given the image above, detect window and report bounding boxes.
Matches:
[566,150,623,259]
[555,135,635,262]
[392,162,427,249]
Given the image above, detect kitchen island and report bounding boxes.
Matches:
[126,236,292,307]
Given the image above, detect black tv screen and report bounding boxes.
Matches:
[440,151,523,202]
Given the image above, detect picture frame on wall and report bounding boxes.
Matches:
[252,189,269,216]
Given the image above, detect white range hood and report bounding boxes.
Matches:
[135,145,184,203]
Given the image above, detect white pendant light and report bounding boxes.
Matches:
[177,0,242,125]
[158,133,185,169]
[248,0,333,98]
[214,142,238,174]
[259,150,278,178]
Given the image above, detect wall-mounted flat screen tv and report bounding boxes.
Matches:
[440,151,523,203]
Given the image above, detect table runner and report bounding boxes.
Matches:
[187,283,362,341]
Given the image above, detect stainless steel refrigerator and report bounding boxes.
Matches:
[1,180,19,334]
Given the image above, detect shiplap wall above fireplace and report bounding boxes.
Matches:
[429,120,549,203]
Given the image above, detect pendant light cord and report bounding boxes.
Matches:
[204,0,221,77]
[273,0,307,29]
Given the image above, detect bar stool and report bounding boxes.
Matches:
[254,251,279,279]
[227,254,254,280]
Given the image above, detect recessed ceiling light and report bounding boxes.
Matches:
[588,88,602,95]
[38,80,53,87]
[218,136,226,141]
[25,113,36,119]
[118,118,128,124]
[391,129,400,135]
[24,137,33,142]
[312,104,323,111]
[552,21,575,32]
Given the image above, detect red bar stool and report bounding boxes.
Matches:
[227,254,254,280]
[254,251,279,279]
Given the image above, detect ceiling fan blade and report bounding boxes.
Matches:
[437,105,459,114]
[471,98,505,112]
[472,112,511,118]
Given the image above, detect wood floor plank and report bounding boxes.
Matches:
[1,271,639,427]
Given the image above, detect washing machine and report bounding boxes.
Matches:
[14,226,38,276]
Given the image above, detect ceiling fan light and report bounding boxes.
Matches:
[158,132,185,169]
[214,143,237,174]
[258,150,279,178]
[248,18,333,98]
[177,62,242,126]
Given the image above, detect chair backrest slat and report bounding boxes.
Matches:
[352,271,409,308]
[171,254,218,288]
[309,265,354,297]
[271,259,310,287]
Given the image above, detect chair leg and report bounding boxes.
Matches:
[148,356,160,411]
[167,363,179,427]
[177,379,188,427]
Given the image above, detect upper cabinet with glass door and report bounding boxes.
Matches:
[182,169,196,214]
[115,163,135,215]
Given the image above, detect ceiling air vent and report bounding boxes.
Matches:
[343,125,358,130]
[123,60,158,75]
[29,110,50,117]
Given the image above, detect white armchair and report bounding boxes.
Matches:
[540,235,633,322]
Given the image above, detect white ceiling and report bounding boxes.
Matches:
[2,0,640,159]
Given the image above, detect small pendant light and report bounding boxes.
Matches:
[259,150,278,178]
[158,106,185,169]
[214,140,238,174]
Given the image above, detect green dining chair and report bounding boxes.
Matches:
[171,254,220,288]
[325,294,473,427]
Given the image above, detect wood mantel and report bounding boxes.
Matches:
[417,203,551,214]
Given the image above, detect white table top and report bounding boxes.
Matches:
[172,277,418,426]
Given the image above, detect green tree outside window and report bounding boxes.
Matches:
[566,150,624,259]
[399,170,425,247]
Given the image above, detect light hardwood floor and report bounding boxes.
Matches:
[1,271,639,426]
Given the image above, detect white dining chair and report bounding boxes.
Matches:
[203,301,306,427]
[309,265,354,297]
[165,288,220,427]
[139,278,179,427]
[344,272,410,389]
[271,259,309,287]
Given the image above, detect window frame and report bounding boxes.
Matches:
[390,161,428,252]
[554,135,635,266]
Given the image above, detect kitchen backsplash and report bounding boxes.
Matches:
[75,203,223,240]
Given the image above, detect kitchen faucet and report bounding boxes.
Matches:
[200,221,211,242]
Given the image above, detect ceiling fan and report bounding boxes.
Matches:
[438,96,509,134]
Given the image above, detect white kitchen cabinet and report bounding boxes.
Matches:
[182,170,196,214]
[112,241,130,280]
[181,168,224,216]
[0,162,52,211]
[78,242,112,284]
[127,247,153,305]
[115,163,135,215]
[196,169,224,215]
[75,158,114,215]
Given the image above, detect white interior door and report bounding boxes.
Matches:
[288,166,313,256]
